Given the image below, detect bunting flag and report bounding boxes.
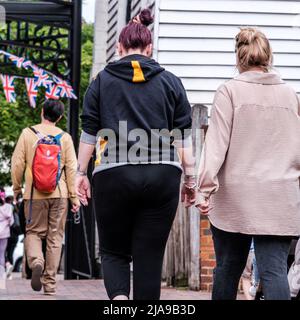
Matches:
[0,50,11,59]
[53,75,78,99]
[25,78,38,108]
[0,74,16,103]
[22,60,34,70]
[45,83,61,100]
[0,49,78,104]
[8,54,25,68]
[33,68,53,88]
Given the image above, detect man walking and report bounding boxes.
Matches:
[11,100,80,295]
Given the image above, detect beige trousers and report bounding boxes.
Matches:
[24,198,68,292]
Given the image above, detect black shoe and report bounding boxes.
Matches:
[31,264,43,292]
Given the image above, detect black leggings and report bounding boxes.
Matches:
[93,164,181,300]
[5,234,18,265]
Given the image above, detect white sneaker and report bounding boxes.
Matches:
[6,263,13,279]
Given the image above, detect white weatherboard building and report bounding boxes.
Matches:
[93,0,300,112]
[92,0,300,289]
[153,0,300,112]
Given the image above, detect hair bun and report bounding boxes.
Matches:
[236,28,259,48]
[235,27,272,72]
[138,9,154,27]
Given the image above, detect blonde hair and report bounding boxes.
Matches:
[235,27,273,72]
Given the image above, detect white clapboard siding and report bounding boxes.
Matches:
[159,11,300,27]
[158,51,300,66]
[160,0,300,14]
[159,25,300,40]
[154,0,300,111]
[158,38,300,53]
[182,77,300,92]
[187,91,215,105]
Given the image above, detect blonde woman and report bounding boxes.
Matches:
[196,28,300,300]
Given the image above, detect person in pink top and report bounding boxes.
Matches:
[0,187,14,281]
[195,28,300,300]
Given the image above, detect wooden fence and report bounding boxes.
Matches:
[162,104,208,290]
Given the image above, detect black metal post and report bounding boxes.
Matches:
[68,0,81,152]
[65,0,82,280]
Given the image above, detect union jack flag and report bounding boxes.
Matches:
[33,68,52,88]
[0,51,33,70]
[25,78,38,108]
[22,60,34,70]
[45,83,61,100]
[0,74,16,103]
[8,54,25,68]
[53,75,77,99]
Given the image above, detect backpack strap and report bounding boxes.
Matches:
[55,131,65,180]
[29,127,44,140]
[30,127,64,142]
[54,131,65,144]
[29,126,38,134]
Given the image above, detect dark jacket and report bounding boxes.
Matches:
[81,54,192,173]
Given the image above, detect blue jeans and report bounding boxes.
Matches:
[211,224,292,300]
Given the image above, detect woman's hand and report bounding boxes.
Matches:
[71,203,81,213]
[181,175,197,208]
[196,199,210,215]
[75,175,91,206]
[195,193,212,215]
[76,141,96,206]
[181,184,196,208]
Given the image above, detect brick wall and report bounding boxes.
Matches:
[200,216,216,291]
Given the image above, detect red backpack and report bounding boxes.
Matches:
[28,127,64,223]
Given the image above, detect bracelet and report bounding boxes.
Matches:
[76,170,87,176]
[184,175,197,181]
[184,182,197,190]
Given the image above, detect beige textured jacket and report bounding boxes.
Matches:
[11,124,80,206]
[198,71,300,236]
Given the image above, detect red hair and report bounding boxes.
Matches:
[118,9,154,51]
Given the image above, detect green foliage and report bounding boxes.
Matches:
[80,23,94,106]
[0,22,94,187]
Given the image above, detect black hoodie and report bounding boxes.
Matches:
[81,54,192,173]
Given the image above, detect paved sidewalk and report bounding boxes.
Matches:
[0,273,243,300]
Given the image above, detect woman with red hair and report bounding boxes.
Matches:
[76,9,195,300]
